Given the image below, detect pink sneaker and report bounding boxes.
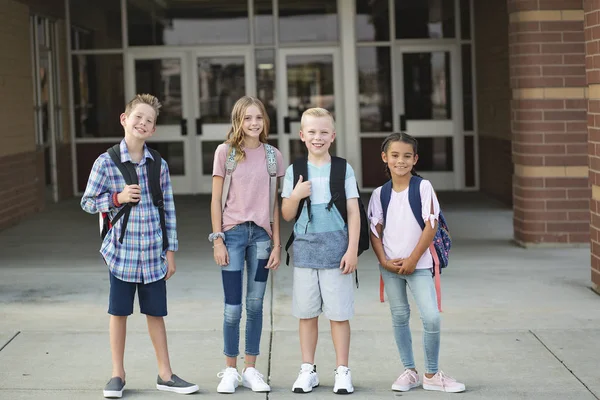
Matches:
[423,371,466,393]
[391,369,420,392]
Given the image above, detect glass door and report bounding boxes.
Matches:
[277,48,343,166]
[394,44,463,190]
[125,50,192,193]
[192,48,254,193]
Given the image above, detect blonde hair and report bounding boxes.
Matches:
[300,107,335,130]
[125,94,161,118]
[226,96,270,162]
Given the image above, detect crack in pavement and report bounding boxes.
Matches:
[0,331,21,353]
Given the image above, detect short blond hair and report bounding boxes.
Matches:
[300,107,335,130]
[124,94,161,118]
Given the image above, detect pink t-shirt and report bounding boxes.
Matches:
[368,179,440,269]
[213,143,285,237]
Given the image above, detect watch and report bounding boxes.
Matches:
[208,232,225,242]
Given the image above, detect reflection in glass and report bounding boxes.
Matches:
[403,52,451,120]
[286,55,335,121]
[70,0,122,49]
[198,57,246,124]
[202,141,222,175]
[357,47,393,132]
[462,44,473,131]
[395,0,455,39]
[256,49,277,134]
[460,0,471,39]
[356,0,390,42]
[72,54,124,138]
[146,142,185,175]
[255,0,274,45]
[135,59,182,125]
[279,0,338,42]
[127,0,249,46]
[416,137,453,171]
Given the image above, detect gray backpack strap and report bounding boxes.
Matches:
[221,145,237,213]
[264,144,278,225]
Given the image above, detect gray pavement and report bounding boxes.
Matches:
[0,193,599,399]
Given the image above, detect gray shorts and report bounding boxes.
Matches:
[292,267,355,321]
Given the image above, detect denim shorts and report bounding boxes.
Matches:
[108,271,167,317]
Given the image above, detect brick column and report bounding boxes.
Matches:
[585,0,600,293]
[509,0,590,247]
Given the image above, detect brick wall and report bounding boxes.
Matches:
[475,0,513,205]
[585,0,600,292]
[508,0,590,246]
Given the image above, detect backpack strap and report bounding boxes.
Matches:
[221,145,237,213]
[408,175,425,230]
[284,157,310,266]
[328,156,347,222]
[107,144,138,245]
[146,148,169,252]
[380,180,393,227]
[264,144,278,225]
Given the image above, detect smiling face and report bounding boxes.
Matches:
[241,105,264,141]
[120,103,157,140]
[300,115,336,157]
[382,140,418,179]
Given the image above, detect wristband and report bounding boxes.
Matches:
[208,232,225,242]
[113,193,121,208]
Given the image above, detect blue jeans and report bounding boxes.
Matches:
[222,222,271,357]
[380,266,440,373]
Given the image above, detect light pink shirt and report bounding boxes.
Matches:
[368,179,440,269]
[213,143,285,237]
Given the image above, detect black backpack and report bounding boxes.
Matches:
[284,156,370,266]
[100,144,168,251]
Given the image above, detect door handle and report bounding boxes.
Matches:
[399,114,407,131]
[180,119,187,136]
[284,116,291,134]
[196,117,203,135]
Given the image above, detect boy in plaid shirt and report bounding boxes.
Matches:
[81,94,198,398]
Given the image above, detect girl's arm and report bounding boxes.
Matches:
[398,201,438,275]
[210,175,225,244]
[370,224,399,273]
[267,179,282,269]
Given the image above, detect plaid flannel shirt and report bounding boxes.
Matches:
[81,139,178,283]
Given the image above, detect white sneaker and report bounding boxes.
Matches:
[333,365,354,394]
[292,363,319,393]
[242,367,271,392]
[217,367,241,394]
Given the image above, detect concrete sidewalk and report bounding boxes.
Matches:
[0,194,599,399]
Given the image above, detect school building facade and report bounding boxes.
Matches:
[0,0,598,291]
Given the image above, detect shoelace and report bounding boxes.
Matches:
[246,369,267,384]
[399,370,417,383]
[217,369,242,382]
[336,367,350,376]
[434,371,456,387]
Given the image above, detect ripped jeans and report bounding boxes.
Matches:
[222,222,271,357]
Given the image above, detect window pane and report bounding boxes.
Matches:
[256,49,277,134]
[202,141,222,175]
[279,0,338,42]
[462,44,473,131]
[357,47,393,132]
[356,0,390,41]
[70,0,122,49]
[361,138,388,188]
[415,137,453,171]
[72,54,124,138]
[135,59,182,126]
[146,142,185,175]
[286,54,335,120]
[395,0,455,39]
[255,0,274,45]
[460,0,471,39]
[403,52,451,120]
[198,57,246,123]
[127,0,249,46]
[464,135,475,186]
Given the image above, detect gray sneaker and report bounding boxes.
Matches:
[156,374,199,394]
[103,377,125,398]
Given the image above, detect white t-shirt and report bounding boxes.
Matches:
[368,179,440,269]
